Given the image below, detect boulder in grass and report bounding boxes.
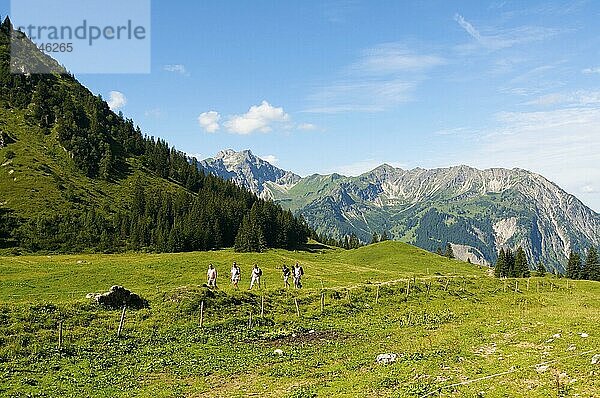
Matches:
[376,353,398,364]
[93,285,148,309]
[592,354,600,365]
[0,131,15,149]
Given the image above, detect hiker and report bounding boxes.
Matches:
[293,262,304,289]
[207,263,218,288]
[282,264,291,288]
[230,261,241,288]
[249,264,262,290]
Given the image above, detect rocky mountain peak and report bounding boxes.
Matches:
[199,149,301,199]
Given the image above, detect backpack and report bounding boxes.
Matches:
[299,266,304,276]
[258,268,263,276]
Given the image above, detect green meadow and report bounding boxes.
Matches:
[0,241,598,397]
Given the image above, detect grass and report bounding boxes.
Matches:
[0,241,476,303]
[0,241,598,397]
[0,106,185,224]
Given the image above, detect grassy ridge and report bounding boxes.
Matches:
[0,242,599,397]
[0,241,477,303]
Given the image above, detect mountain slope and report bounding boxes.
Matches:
[0,19,309,253]
[200,150,600,271]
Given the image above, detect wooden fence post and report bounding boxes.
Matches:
[200,301,204,328]
[375,285,380,304]
[514,280,518,293]
[444,279,449,292]
[261,296,264,317]
[248,311,252,328]
[321,292,325,313]
[406,280,411,297]
[117,304,127,338]
[294,298,300,317]
[58,320,63,350]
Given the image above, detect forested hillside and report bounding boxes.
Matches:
[0,17,309,253]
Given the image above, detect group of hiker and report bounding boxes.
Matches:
[206,261,305,290]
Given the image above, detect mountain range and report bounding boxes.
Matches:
[199,149,600,271]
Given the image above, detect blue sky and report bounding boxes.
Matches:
[2,1,600,211]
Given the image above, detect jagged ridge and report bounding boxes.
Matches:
[199,150,600,270]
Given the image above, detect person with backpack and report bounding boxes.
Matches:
[282,264,291,288]
[207,263,218,288]
[230,261,241,289]
[249,264,262,290]
[293,262,304,289]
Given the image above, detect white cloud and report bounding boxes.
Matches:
[198,111,221,133]
[582,185,598,194]
[454,13,559,51]
[259,155,279,165]
[307,79,416,113]
[224,101,289,135]
[306,43,444,113]
[524,90,600,107]
[498,64,565,97]
[297,123,318,131]
[523,93,565,106]
[459,106,600,211]
[164,64,189,75]
[350,43,445,75]
[454,14,482,42]
[582,67,600,75]
[107,91,127,110]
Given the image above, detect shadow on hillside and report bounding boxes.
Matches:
[298,242,333,253]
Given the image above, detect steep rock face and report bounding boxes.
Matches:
[199,151,600,271]
[199,149,300,199]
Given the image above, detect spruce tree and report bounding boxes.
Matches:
[505,248,515,277]
[585,246,599,281]
[234,214,266,252]
[444,243,455,259]
[380,231,389,241]
[495,248,506,278]
[514,247,529,278]
[536,262,546,277]
[348,233,360,249]
[370,232,379,245]
[566,251,582,280]
[29,79,54,129]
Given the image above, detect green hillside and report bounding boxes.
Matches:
[0,18,309,254]
[1,242,598,397]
